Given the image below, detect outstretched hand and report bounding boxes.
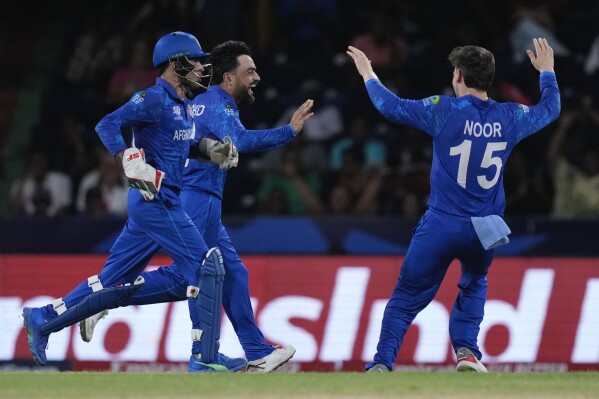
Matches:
[347,46,378,83]
[527,38,554,73]
[290,99,314,134]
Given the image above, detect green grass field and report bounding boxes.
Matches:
[1,372,599,398]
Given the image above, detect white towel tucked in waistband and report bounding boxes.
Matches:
[471,215,511,250]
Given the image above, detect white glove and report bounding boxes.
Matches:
[121,148,165,201]
[199,136,239,170]
[218,136,238,170]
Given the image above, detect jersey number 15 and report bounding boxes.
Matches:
[450,139,507,189]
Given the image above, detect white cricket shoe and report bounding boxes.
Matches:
[366,364,391,373]
[246,345,296,373]
[80,310,109,342]
[456,347,488,373]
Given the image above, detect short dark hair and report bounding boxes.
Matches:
[448,46,495,91]
[210,41,252,85]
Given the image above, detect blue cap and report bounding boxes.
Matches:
[153,31,209,67]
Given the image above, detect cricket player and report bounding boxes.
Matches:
[185,40,314,372]
[80,41,314,373]
[21,31,233,369]
[347,38,560,372]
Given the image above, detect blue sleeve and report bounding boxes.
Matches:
[204,104,296,152]
[511,72,561,143]
[95,91,163,155]
[365,79,452,137]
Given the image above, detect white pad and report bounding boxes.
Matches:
[191,328,204,342]
[52,298,67,315]
[186,285,200,298]
[87,275,104,292]
[133,276,145,285]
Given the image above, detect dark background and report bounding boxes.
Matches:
[1,0,598,255]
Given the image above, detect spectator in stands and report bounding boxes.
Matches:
[275,0,339,54]
[399,192,423,220]
[29,113,98,189]
[503,148,553,215]
[275,78,343,171]
[76,149,128,218]
[349,13,408,80]
[584,35,599,77]
[107,39,156,106]
[81,187,109,218]
[547,104,599,218]
[330,114,386,171]
[64,32,125,89]
[509,3,570,64]
[328,145,385,215]
[9,150,72,217]
[583,33,599,96]
[258,144,325,215]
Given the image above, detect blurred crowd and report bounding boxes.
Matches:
[3,0,599,220]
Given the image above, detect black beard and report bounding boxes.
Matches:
[237,88,255,105]
[242,95,256,106]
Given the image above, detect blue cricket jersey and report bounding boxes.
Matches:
[96,78,196,190]
[365,72,560,217]
[185,85,296,198]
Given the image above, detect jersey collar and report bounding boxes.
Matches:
[208,85,239,110]
[463,94,493,108]
[156,77,185,103]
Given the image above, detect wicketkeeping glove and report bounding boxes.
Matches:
[197,136,239,170]
[121,148,165,201]
[217,136,238,170]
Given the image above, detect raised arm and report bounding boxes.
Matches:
[526,38,554,73]
[289,99,315,134]
[207,99,313,153]
[346,46,451,137]
[513,38,561,142]
[346,46,379,83]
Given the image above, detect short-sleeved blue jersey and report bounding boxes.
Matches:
[185,85,296,198]
[366,72,560,216]
[95,78,196,190]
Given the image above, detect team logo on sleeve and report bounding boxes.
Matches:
[224,103,236,116]
[518,104,530,113]
[132,93,145,104]
[423,95,440,106]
